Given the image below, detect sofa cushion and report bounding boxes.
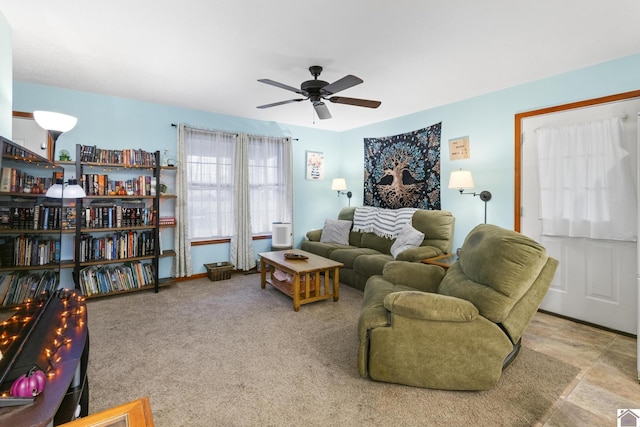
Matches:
[361,233,394,254]
[320,219,352,245]
[383,291,479,322]
[336,207,364,246]
[390,223,425,258]
[305,228,323,242]
[300,240,351,259]
[353,253,394,279]
[394,245,441,262]
[329,247,381,269]
[412,210,456,254]
[438,224,548,323]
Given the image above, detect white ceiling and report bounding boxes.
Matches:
[2,1,640,132]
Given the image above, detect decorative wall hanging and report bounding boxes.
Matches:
[305,150,325,180]
[363,122,441,209]
[448,136,470,160]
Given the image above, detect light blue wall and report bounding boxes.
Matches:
[12,83,344,275]
[11,53,640,273]
[0,11,11,137]
[341,54,640,251]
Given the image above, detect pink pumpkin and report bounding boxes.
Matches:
[10,366,46,397]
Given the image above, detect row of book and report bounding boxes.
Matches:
[78,262,155,297]
[80,145,157,166]
[77,230,155,263]
[81,201,154,229]
[0,235,61,267]
[80,174,156,196]
[2,141,44,161]
[0,203,76,230]
[0,167,56,194]
[158,217,176,226]
[0,270,58,306]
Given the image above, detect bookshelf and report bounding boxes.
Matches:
[70,144,176,298]
[0,137,66,306]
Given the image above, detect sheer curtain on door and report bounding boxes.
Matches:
[536,116,637,241]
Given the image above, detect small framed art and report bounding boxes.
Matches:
[305,151,325,180]
[449,136,470,160]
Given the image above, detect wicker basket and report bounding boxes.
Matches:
[271,276,316,296]
[204,262,233,281]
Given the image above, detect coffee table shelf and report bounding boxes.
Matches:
[259,249,343,311]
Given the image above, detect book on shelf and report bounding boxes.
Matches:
[0,168,11,192]
[0,270,58,306]
[80,145,157,166]
[78,261,155,297]
[0,168,56,194]
[159,217,176,226]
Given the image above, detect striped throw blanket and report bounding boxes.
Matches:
[352,207,418,239]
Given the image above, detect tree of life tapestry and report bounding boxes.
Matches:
[363,122,441,209]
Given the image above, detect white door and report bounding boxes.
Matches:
[521,100,639,335]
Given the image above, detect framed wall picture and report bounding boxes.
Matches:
[305,151,325,180]
[448,136,470,160]
[58,397,155,426]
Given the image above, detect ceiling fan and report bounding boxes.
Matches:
[257,65,381,120]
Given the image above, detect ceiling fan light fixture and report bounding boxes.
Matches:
[256,65,381,119]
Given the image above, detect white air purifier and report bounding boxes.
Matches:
[271,222,293,250]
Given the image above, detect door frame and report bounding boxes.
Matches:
[513,89,640,231]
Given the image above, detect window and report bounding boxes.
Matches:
[248,135,292,235]
[184,127,291,241]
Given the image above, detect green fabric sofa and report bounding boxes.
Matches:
[358,224,558,390]
[300,207,455,291]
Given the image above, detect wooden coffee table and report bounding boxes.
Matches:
[259,249,343,311]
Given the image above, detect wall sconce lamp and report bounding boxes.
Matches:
[331,178,352,206]
[33,111,78,156]
[448,169,492,224]
[46,178,87,199]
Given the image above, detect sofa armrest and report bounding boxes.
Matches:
[306,229,322,242]
[383,291,479,322]
[382,261,445,293]
[395,245,442,262]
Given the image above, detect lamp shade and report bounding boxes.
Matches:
[448,170,474,190]
[46,178,86,199]
[331,178,347,191]
[33,111,78,133]
[45,180,64,198]
[64,179,87,199]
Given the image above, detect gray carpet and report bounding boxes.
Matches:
[85,274,579,426]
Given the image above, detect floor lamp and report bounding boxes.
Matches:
[33,110,78,160]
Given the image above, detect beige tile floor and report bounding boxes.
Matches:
[524,311,639,426]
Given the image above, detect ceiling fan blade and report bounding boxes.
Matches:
[258,79,306,95]
[320,75,363,95]
[328,96,381,109]
[313,102,332,120]
[257,99,305,109]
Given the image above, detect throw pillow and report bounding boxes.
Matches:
[320,219,352,245]
[390,223,424,259]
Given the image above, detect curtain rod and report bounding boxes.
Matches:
[171,122,298,141]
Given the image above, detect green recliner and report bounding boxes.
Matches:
[357,224,558,390]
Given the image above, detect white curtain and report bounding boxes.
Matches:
[536,117,637,241]
[185,127,236,239]
[173,124,193,277]
[230,134,254,271]
[248,135,293,234]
